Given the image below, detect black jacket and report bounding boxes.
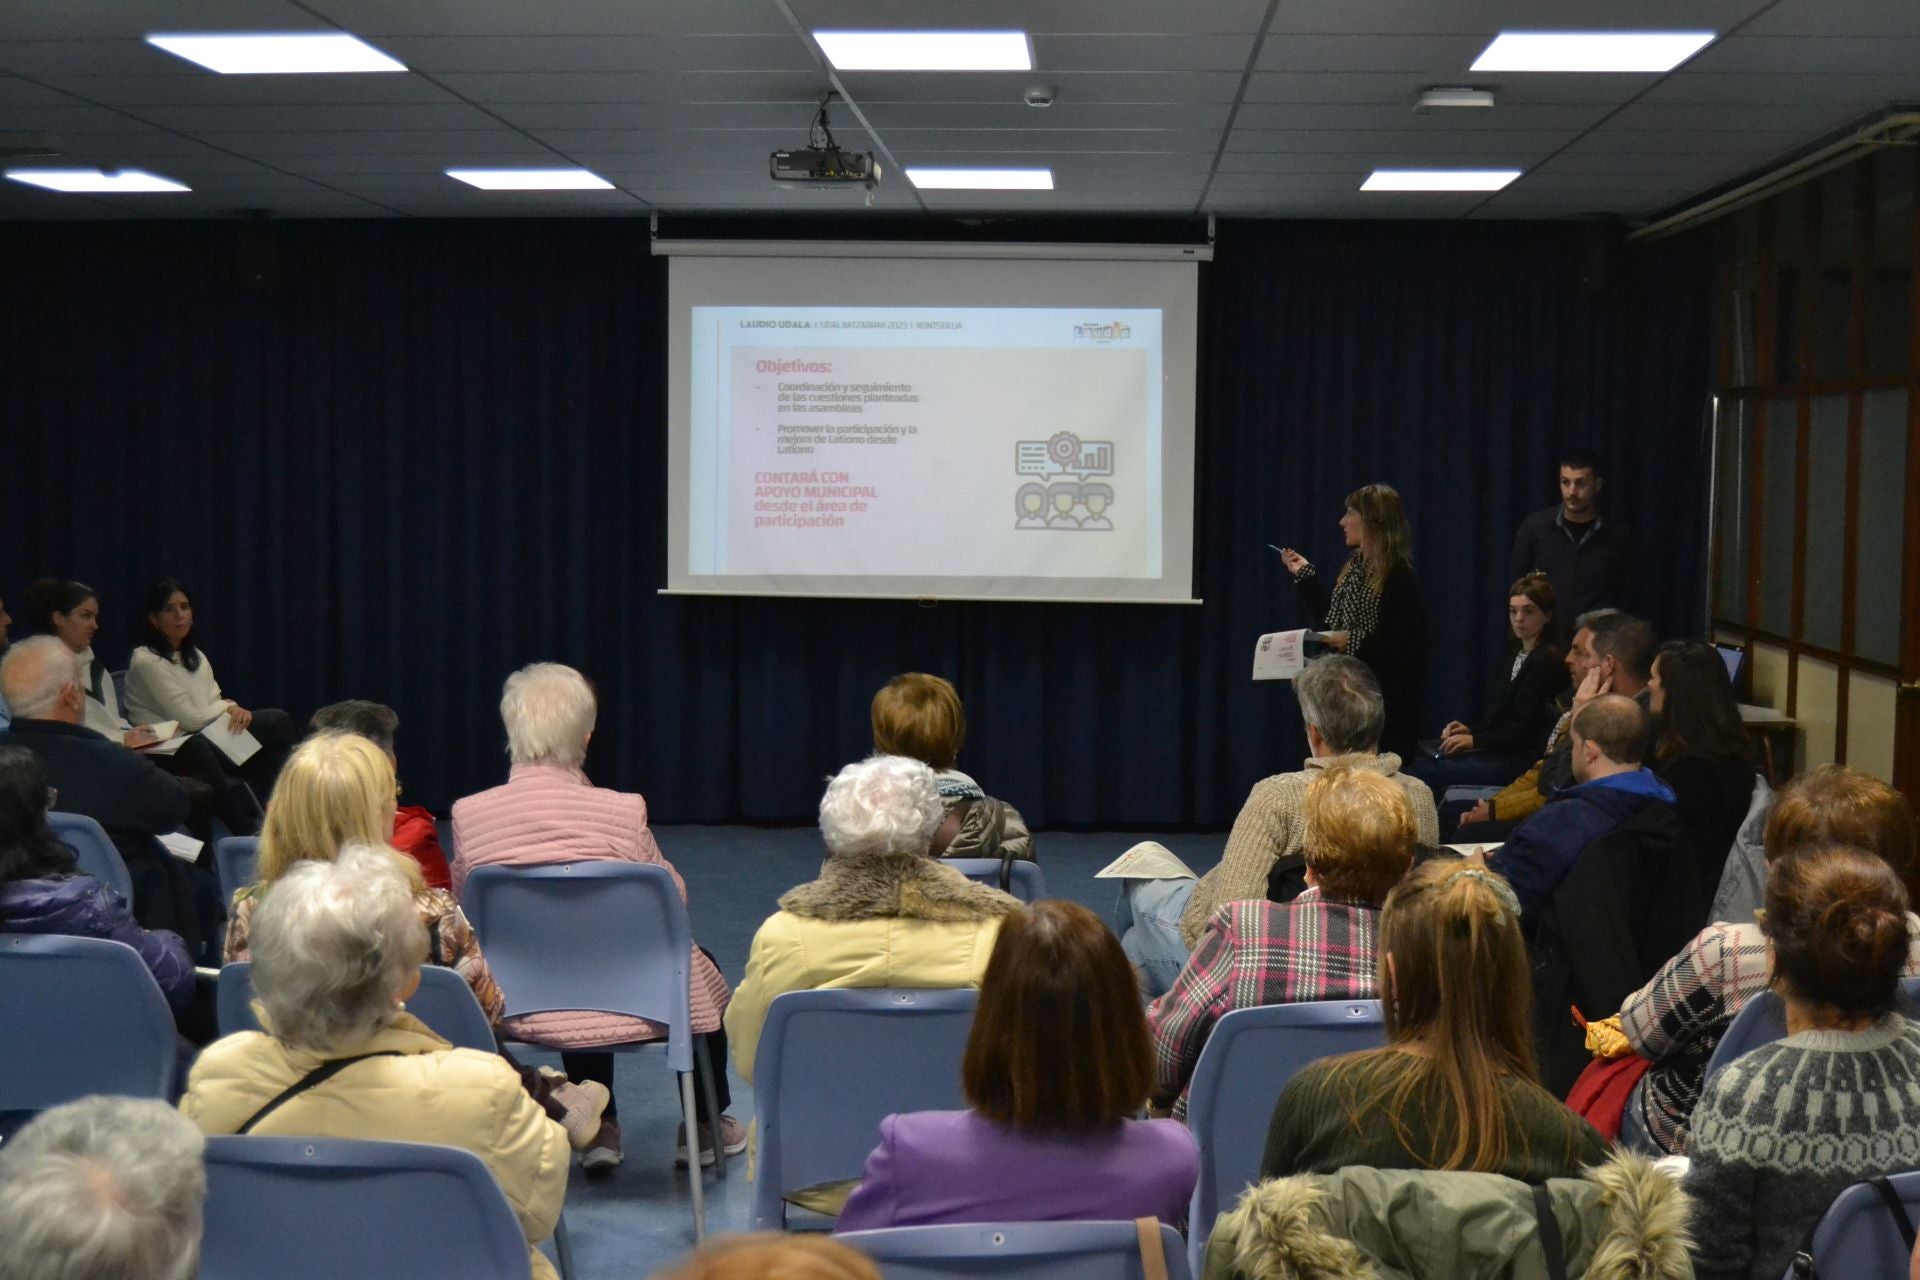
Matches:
[1294,562,1427,760]
[1510,506,1635,622]
[1473,646,1570,757]
[1655,752,1758,894]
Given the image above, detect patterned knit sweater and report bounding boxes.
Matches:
[1685,1015,1920,1280]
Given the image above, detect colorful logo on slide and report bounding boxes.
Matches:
[1073,320,1132,342]
[1015,432,1115,532]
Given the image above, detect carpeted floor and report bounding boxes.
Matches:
[538,823,1225,1276]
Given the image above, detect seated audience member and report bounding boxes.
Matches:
[727,755,1016,1084]
[124,578,296,796]
[1619,766,1920,1155]
[1686,845,1920,1280]
[0,637,211,957]
[22,578,232,838]
[836,900,1198,1231]
[870,672,1034,861]
[1262,859,1608,1180]
[452,662,737,1173]
[0,1096,206,1280]
[1487,694,1674,935]
[1648,640,1760,882]
[306,699,450,889]
[1117,655,1437,998]
[1457,610,1653,839]
[656,1235,879,1280]
[181,847,569,1280]
[1410,572,1568,792]
[1149,765,1414,1117]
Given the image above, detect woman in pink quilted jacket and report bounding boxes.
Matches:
[451,662,739,1175]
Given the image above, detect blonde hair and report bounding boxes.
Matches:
[870,672,966,770]
[656,1234,879,1280]
[256,733,421,892]
[1302,765,1417,905]
[1339,483,1413,593]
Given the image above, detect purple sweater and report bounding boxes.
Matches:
[834,1109,1198,1232]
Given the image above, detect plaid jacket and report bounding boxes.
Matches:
[1148,888,1380,1119]
[1621,913,1920,1154]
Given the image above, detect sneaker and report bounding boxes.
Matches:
[675,1114,748,1168]
[581,1118,623,1174]
[550,1081,611,1152]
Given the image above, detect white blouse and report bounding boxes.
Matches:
[125,645,234,732]
[76,647,131,741]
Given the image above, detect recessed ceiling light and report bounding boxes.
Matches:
[1470,31,1715,73]
[814,30,1032,72]
[445,168,614,191]
[1361,169,1521,192]
[146,32,407,75]
[906,167,1053,191]
[5,168,190,193]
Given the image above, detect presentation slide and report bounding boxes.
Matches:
[665,251,1199,603]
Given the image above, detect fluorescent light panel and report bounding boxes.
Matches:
[146,32,406,74]
[445,168,613,191]
[814,30,1032,71]
[1471,31,1715,73]
[1362,169,1521,192]
[6,168,190,193]
[906,167,1053,191]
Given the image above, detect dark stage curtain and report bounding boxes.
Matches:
[0,218,1713,825]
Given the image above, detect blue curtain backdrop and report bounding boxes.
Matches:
[0,217,1713,824]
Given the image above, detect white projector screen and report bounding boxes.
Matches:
[662,243,1201,604]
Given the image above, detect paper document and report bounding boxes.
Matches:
[1443,843,1503,859]
[1095,841,1198,880]
[158,832,204,863]
[1252,629,1326,681]
[199,718,262,766]
[139,725,191,757]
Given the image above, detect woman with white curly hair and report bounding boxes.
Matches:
[724,755,1019,1089]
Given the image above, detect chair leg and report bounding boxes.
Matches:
[553,1210,576,1280]
[681,1070,706,1241]
[695,1033,727,1179]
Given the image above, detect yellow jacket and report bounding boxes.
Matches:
[180,1012,570,1280]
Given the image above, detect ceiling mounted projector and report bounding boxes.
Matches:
[771,93,881,191]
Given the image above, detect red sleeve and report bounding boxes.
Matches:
[392,805,453,891]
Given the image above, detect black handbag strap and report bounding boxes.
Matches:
[1531,1184,1569,1280]
[1872,1176,1918,1253]
[237,1051,404,1135]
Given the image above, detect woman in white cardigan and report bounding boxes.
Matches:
[124,578,296,797]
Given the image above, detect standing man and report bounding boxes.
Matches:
[1510,450,1634,622]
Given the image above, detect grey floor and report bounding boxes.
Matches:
[535,824,1226,1277]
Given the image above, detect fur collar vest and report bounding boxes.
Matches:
[778,851,1018,924]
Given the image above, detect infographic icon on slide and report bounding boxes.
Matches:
[1015,431,1116,531]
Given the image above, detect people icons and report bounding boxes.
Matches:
[1080,483,1114,530]
[1014,480,1115,531]
[1047,483,1082,529]
[1016,483,1049,529]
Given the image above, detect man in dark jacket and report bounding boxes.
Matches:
[1510,450,1634,622]
[1489,694,1675,937]
[0,636,210,955]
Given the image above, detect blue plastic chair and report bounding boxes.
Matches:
[200,1136,533,1279]
[1705,976,1920,1087]
[1790,1172,1920,1279]
[215,836,259,906]
[47,811,134,905]
[752,986,978,1230]
[943,858,1048,902]
[1184,999,1385,1276]
[0,934,178,1109]
[218,963,494,1049]
[462,861,723,1239]
[842,1220,1191,1280]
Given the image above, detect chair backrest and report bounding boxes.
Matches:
[0,934,178,1109]
[218,963,494,1051]
[842,1220,1192,1280]
[215,836,259,906]
[942,858,1047,902]
[1184,1000,1385,1276]
[47,810,133,905]
[462,862,693,1067]
[1798,1172,1920,1278]
[753,987,979,1230]
[1705,977,1920,1087]
[199,1136,529,1279]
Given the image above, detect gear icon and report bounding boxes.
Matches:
[1047,432,1081,465]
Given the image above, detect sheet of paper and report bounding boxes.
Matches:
[199,718,262,766]
[158,832,204,863]
[139,733,192,757]
[145,720,179,742]
[1094,840,1198,880]
[1252,629,1318,681]
[1442,842,1504,858]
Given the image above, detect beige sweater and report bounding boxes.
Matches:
[1179,752,1438,946]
